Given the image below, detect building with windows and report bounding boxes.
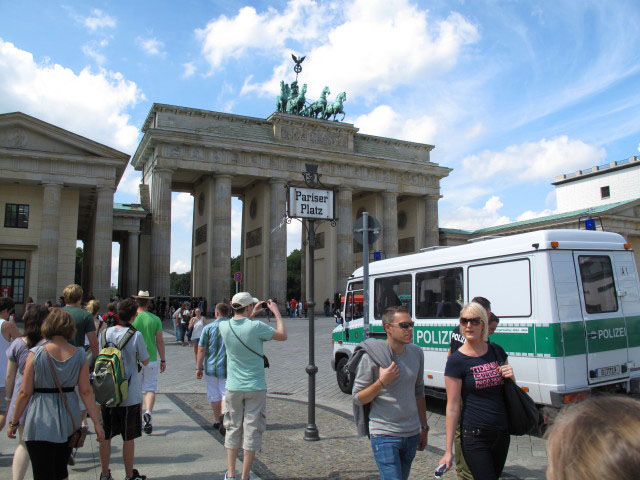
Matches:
[0,112,130,315]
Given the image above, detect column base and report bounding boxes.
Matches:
[303,424,320,441]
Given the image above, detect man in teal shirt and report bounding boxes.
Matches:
[132,291,166,435]
[219,293,287,480]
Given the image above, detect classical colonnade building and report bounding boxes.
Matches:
[132,104,451,307]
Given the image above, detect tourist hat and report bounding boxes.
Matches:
[133,290,153,299]
[231,292,259,308]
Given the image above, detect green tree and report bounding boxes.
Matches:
[286,249,301,301]
[74,247,83,285]
[170,271,191,295]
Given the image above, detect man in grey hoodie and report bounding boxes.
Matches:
[352,306,428,480]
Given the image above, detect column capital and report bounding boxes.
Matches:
[269,177,288,185]
[339,185,354,192]
[382,191,398,198]
[424,193,442,200]
[213,173,233,181]
[41,180,64,187]
[97,185,116,194]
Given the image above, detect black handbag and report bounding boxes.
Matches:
[489,343,542,436]
[228,322,269,368]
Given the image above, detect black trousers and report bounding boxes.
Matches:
[25,440,72,480]
[460,426,510,480]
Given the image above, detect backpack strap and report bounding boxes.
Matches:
[117,325,137,351]
[100,326,109,348]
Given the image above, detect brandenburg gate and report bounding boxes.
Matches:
[131,102,451,308]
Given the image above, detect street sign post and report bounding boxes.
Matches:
[233,272,242,294]
[354,213,380,340]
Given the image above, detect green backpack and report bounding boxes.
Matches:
[93,326,136,407]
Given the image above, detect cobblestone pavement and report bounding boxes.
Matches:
[162,315,548,479]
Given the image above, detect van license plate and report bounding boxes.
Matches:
[596,365,621,377]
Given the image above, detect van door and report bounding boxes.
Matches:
[573,253,630,385]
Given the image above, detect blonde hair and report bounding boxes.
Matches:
[546,395,640,480]
[460,302,488,342]
[41,308,76,341]
[63,284,83,304]
[86,299,100,316]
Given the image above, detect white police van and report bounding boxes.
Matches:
[331,229,640,407]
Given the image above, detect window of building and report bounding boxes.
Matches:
[600,186,610,199]
[415,268,463,318]
[374,274,412,319]
[4,204,29,228]
[1,259,26,303]
[578,255,618,314]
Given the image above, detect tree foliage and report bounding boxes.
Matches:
[75,247,83,285]
[170,271,191,295]
[287,248,301,301]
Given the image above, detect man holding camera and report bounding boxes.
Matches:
[219,292,287,480]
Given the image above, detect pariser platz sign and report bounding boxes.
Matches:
[288,186,335,220]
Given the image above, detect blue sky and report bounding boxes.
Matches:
[2,1,640,285]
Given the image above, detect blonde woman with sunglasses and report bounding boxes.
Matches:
[438,302,514,480]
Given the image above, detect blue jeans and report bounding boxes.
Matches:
[370,434,420,480]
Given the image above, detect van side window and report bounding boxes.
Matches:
[374,275,412,319]
[578,256,618,314]
[415,268,463,318]
[345,281,364,321]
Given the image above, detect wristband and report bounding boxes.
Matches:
[160,360,166,363]
[9,421,19,429]
[421,424,430,432]
[196,368,204,371]
[378,378,385,388]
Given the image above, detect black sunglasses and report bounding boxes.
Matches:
[460,317,482,326]
[389,321,415,329]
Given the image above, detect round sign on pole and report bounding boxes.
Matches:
[234,272,243,282]
[353,215,381,245]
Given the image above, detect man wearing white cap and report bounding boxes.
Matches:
[219,292,286,480]
[132,290,166,435]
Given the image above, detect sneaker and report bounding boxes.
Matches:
[223,473,235,480]
[143,412,152,434]
[100,471,114,480]
[125,469,147,480]
[218,414,226,436]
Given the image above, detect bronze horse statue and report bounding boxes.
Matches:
[286,83,307,115]
[323,92,347,121]
[276,80,290,113]
[303,86,331,118]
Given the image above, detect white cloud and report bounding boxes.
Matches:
[171,192,194,228]
[82,44,106,65]
[171,260,190,273]
[79,9,116,31]
[241,0,479,98]
[516,208,556,222]
[182,61,197,78]
[115,165,141,200]
[111,249,120,286]
[461,136,606,183]
[637,143,640,153]
[354,105,437,144]
[0,39,143,153]
[136,37,164,56]
[287,219,302,254]
[196,0,328,71]
[441,196,511,231]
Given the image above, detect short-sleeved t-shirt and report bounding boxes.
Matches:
[64,305,96,347]
[99,326,149,406]
[132,311,163,362]
[219,317,274,391]
[444,343,508,430]
[199,319,227,378]
[449,325,466,353]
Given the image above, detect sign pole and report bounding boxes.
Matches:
[362,212,370,339]
[304,219,319,441]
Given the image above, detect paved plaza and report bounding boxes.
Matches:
[0,316,547,479]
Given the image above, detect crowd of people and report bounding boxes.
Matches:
[1,285,639,480]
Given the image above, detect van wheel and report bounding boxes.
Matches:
[336,357,354,394]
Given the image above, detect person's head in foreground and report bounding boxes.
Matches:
[545,395,640,480]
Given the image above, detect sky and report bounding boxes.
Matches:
[1,0,640,286]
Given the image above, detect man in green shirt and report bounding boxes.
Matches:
[62,284,98,358]
[132,290,166,435]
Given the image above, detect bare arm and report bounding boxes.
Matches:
[87,331,99,358]
[438,376,462,470]
[8,353,34,438]
[268,301,287,341]
[196,346,206,379]
[356,362,400,405]
[77,362,104,441]
[416,396,429,450]
[156,330,166,372]
[2,321,21,342]
[5,360,18,402]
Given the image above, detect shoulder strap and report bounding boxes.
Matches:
[44,348,78,431]
[117,325,137,351]
[228,321,265,361]
[100,327,109,348]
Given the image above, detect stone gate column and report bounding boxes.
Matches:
[127,231,140,296]
[92,186,115,308]
[422,194,440,248]
[37,182,62,303]
[210,175,232,303]
[118,239,126,297]
[269,179,287,305]
[150,168,173,300]
[336,187,353,295]
[382,192,399,258]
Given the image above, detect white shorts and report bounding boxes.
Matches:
[205,375,226,402]
[141,361,159,392]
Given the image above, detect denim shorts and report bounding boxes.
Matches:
[370,433,420,480]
